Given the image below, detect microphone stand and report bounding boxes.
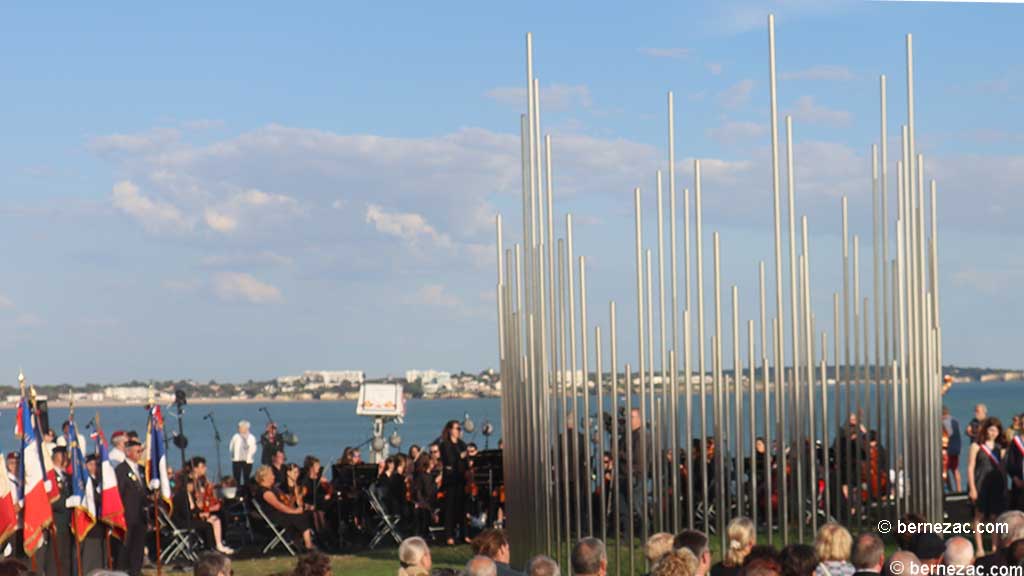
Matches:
[205,413,224,482]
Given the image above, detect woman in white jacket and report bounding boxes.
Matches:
[229,420,258,485]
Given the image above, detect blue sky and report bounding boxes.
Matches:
[0,1,1021,384]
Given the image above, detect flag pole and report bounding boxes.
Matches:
[29,380,61,576]
[71,400,83,576]
[149,386,162,576]
[20,372,39,573]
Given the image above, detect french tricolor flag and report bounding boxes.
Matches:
[146,405,171,508]
[96,431,126,538]
[16,398,52,556]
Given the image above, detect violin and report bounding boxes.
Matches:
[194,476,221,515]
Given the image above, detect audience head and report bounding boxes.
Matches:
[466,556,498,576]
[237,420,250,433]
[910,534,945,567]
[674,529,711,576]
[995,510,1024,549]
[746,546,781,566]
[726,517,757,567]
[779,544,817,576]
[739,557,782,576]
[646,532,676,564]
[472,528,512,564]
[896,513,926,550]
[572,537,608,576]
[398,536,432,575]
[851,533,885,572]
[292,551,331,576]
[942,536,974,569]
[125,438,143,462]
[884,551,920,576]
[194,551,231,576]
[653,547,699,576]
[815,522,853,563]
[255,465,275,487]
[526,554,561,576]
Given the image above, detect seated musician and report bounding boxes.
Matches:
[300,456,332,537]
[379,455,410,519]
[172,457,234,555]
[253,465,314,551]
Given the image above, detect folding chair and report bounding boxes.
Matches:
[251,498,297,556]
[157,505,203,564]
[365,483,403,549]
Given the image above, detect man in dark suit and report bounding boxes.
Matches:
[41,446,72,576]
[851,532,885,576]
[116,438,148,576]
[82,454,107,574]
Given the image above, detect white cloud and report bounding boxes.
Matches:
[212,272,282,304]
[639,47,692,60]
[707,121,766,145]
[15,313,42,327]
[706,62,723,75]
[204,209,237,233]
[786,95,851,127]
[414,284,461,309]
[0,294,13,309]
[718,79,755,109]
[365,204,452,248]
[90,128,181,155]
[781,65,856,81]
[485,84,592,111]
[111,180,190,232]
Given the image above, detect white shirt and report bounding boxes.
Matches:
[57,433,88,454]
[109,447,125,465]
[229,432,258,464]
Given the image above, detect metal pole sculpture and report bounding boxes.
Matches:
[496,17,946,567]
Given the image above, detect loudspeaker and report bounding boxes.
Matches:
[944,491,973,523]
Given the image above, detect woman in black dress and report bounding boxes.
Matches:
[412,453,438,539]
[967,416,1008,555]
[253,465,314,551]
[437,420,467,545]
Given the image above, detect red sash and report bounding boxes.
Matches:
[980,443,1001,468]
[1013,436,1024,457]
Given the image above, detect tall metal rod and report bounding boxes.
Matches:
[609,302,620,576]
[820,330,831,521]
[580,255,594,535]
[557,239,571,558]
[880,75,891,386]
[732,286,744,520]
[714,233,726,552]
[802,217,817,533]
[853,235,863,528]
[767,15,788,542]
[785,115,804,542]
[695,162,709,534]
[644,248,655,543]
[596,325,606,544]
[684,308,694,529]
[747,320,758,529]
[567,215,582,537]
[668,92,682,532]
[841,196,851,526]
[625,365,635,573]
[633,188,649,549]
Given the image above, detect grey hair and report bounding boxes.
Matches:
[526,554,561,576]
[943,537,974,568]
[466,555,498,576]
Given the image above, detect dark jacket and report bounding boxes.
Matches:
[115,461,148,526]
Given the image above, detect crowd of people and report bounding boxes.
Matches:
[393,508,1024,576]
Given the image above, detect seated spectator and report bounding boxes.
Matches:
[740,557,782,576]
[292,551,331,576]
[654,547,700,576]
[572,538,608,576]
[674,530,711,576]
[467,556,499,576]
[471,528,523,576]
[779,544,818,576]
[850,533,884,576]
[525,555,560,576]
[943,537,974,569]
[883,552,919,576]
[813,523,854,576]
[647,533,677,565]
[976,510,1024,569]
[909,534,944,567]
[714,517,756,576]
[894,514,926,552]
[194,552,231,576]
[398,536,433,576]
[746,546,780,566]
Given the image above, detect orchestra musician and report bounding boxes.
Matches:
[300,455,332,537]
[173,456,234,555]
[253,465,314,551]
[412,453,437,538]
[437,420,468,545]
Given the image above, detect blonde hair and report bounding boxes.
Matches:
[646,532,676,563]
[815,522,853,562]
[398,536,430,575]
[725,516,756,566]
[653,547,699,576]
[254,465,275,486]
